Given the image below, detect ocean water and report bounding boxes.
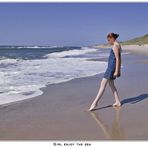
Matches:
[0,46,109,105]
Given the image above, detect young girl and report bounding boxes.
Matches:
[89,33,121,111]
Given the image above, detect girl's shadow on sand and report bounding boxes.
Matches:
[121,93,148,105]
[95,94,148,111]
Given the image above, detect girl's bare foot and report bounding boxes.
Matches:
[112,101,121,107]
[89,102,98,111]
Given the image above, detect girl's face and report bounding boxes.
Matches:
[107,37,115,45]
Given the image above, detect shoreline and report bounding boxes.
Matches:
[0,44,147,107]
[0,45,147,103]
[0,51,148,140]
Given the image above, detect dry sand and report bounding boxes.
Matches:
[94,44,148,56]
[0,49,148,140]
[122,44,148,56]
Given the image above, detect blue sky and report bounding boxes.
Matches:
[0,3,148,46]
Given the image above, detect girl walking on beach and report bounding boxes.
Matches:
[89,33,122,111]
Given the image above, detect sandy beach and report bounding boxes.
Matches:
[95,44,148,56]
[122,44,148,56]
[0,47,148,140]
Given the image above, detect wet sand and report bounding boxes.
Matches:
[0,52,148,140]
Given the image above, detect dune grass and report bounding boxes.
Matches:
[121,34,148,45]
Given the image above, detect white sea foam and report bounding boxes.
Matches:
[44,47,99,58]
[0,58,19,64]
[0,47,108,105]
[15,46,54,49]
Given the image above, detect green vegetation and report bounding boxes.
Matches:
[121,34,148,45]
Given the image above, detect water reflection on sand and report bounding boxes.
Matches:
[89,107,125,140]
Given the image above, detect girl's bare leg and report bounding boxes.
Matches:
[89,78,108,111]
[109,80,121,107]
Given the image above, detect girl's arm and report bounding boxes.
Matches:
[113,44,121,77]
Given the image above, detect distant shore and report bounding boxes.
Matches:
[93,44,148,55]
[122,44,148,55]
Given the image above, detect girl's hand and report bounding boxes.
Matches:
[113,72,117,78]
[113,71,121,77]
[117,71,121,77]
